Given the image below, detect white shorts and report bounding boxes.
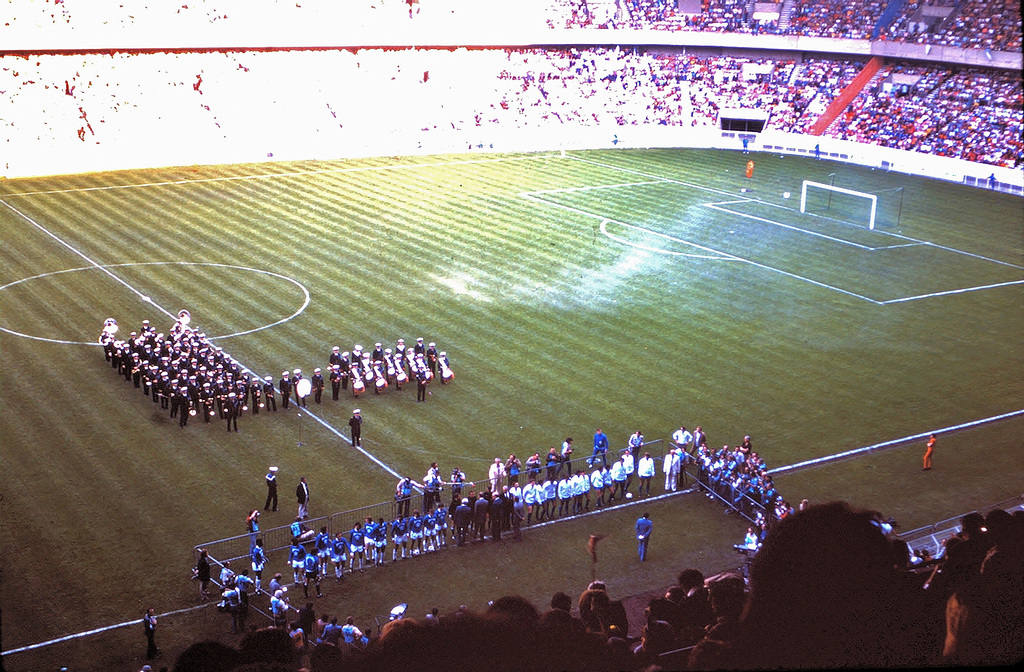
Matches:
[291,559,303,569]
[410,530,422,540]
[394,534,407,544]
[330,552,346,563]
[318,549,330,559]
[375,539,386,548]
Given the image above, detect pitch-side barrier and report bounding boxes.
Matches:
[193,439,671,568]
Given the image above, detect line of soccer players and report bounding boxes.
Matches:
[268,502,452,596]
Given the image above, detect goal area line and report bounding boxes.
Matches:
[768,409,1024,476]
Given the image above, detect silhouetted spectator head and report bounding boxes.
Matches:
[736,501,904,669]
[237,627,296,667]
[705,571,746,623]
[962,511,986,539]
[550,591,572,613]
[639,619,677,657]
[677,568,705,592]
[486,595,540,627]
[664,585,687,604]
[578,587,611,634]
[173,640,239,672]
[645,596,676,626]
[890,538,912,570]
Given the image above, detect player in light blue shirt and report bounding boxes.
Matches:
[314,526,331,575]
[408,510,424,556]
[349,522,365,572]
[288,540,305,586]
[372,518,388,566]
[250,539,267,592]
[391,514,409,560]
[330,532,348,582]
[302,551,321,598]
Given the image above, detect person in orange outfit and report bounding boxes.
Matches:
[922,434,936,470]
[745,160,754,178]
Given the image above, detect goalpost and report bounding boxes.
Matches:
[799,179,905,230]
[800,180,877,229]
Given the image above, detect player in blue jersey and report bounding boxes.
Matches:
[362,517,377,566]
[391,514,409,560]
[302,550,322,598]
[250,538,268,593]
[330,532,348,582]
[314,526,331,576]
[434,503,449,548]
[288,539,306,586]
[349,522,365,572]
[372,517,388,566]
[235,570,255,607]
[424,507,438,552]
[408,510,425,556]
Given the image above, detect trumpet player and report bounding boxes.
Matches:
[311,368,325,404]
[263,376,277,412]
[250,376,262,414]
[225,392,240,432]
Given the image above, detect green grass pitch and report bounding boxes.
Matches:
[1,148,1022,670]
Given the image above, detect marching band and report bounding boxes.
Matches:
[99,312,455,430]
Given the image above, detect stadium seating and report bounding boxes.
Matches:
[172,501,1023,671]
[6,47,1018,170]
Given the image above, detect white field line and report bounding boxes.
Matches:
[3,153,561,198]
[705,202,879,250]
[523,179,670,195]
[1,200,175,318]
[1,569,281,657]
[1,191,418,656]
[879,279,1024,304]
[522,190,884,304]
[520,190,738,261]
[1,602,216,656]
[599,220,739,260]
[562,156,1024,302]
[769,409,1024,475]
[0,200,411,485]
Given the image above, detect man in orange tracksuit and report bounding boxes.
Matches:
[922,435,936,470]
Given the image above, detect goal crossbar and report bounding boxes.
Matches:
[800,180,877,230]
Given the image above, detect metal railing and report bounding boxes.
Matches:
[897,493,1024,558]
[194,438,672,567]
[687,457,773,526]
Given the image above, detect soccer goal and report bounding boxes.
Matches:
[800,180,903,230]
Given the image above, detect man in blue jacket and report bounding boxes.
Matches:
[592,428,609,468]
[636,513,653,562]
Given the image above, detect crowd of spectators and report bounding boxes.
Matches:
[888,0,1023,52]
[4,46,1019,170]
[783,0,889,40]
[4,47,1019,170]
[8,0,1022,49]
[825,63,1024,167]
[163,501,1024,671]
[694,439,792,531]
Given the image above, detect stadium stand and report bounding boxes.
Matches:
[7,47,1016,171]
[176,500,1023,671]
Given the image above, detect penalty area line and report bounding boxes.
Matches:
[880,279,1024,304]
[768,408,1024,476]
[1,602,216,657]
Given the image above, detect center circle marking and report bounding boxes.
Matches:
[0,262,310,345]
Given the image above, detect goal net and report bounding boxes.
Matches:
[800,180,903,230]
